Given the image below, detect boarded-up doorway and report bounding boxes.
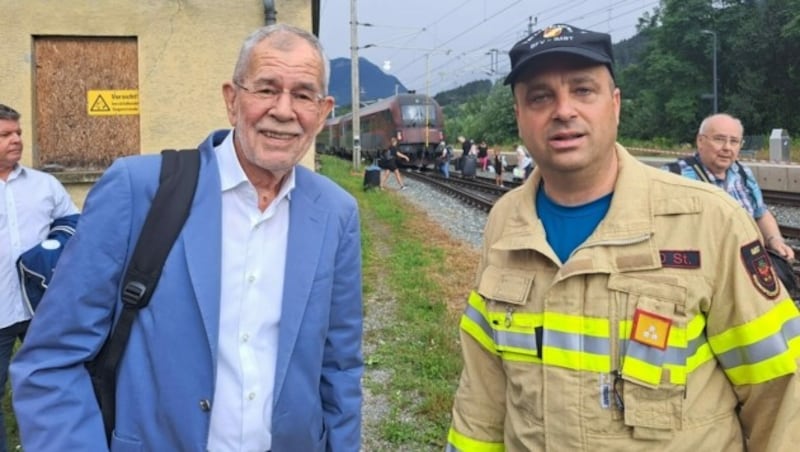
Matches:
[34,36,139,170]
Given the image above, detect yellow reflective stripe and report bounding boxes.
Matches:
[708,298,800,385]
[460,314,499,356]
[709,298,799,353]
[724,349,798,385]
[460,292,499,355]
[447,427,505,452]
[539,312,611,372]
[545,312,609,336]
[622,356,662,385]
[542,346,611,373]
[682,342,715,381]
[683,314,715,382]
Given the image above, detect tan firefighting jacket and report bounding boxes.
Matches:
[447,144,800,451]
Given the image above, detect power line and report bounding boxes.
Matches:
[344,0,659,95]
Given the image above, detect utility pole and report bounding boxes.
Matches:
[528,16,537,34]
[350,0,361,170]
[701,29,718,114]
[487,48,498,74]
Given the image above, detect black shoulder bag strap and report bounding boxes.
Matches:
[88,148,200,443]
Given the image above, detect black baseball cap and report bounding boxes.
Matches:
[504,24,615,85]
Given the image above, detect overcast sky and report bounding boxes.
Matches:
[319,0,659,96]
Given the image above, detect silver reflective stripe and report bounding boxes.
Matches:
[463,304,493,339]
[620,331,708,366]
[716,316,800,369]
[625,340,667,366]
[445,444,459,452]
[495,329,537,351]
[546,330,610,355]
[464,304,537,352]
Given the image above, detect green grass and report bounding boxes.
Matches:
[319,156,463,449]
[5,158,462,451]
[3,343,20,450]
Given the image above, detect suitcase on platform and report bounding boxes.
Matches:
[363,164,381,190]
[461,155,477,178]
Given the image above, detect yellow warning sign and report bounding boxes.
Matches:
[87,90,139,116]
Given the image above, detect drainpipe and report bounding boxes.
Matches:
[263,0,277,25]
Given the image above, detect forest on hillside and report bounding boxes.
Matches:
[438,0,800,148]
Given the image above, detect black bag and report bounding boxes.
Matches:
[768,249,800,303]
[461,155,477,178]
[86,149,200,444]
[363,164,381,190]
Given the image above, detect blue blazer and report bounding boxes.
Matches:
[11,131,363,451]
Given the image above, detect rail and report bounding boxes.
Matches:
[763,190,800,207]
[405,168,800,276]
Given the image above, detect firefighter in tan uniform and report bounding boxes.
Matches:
[447,24,800,452]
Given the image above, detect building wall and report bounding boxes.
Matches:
[0,0,317,170]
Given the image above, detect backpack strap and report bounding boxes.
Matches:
[666,162,681,174]
[679,155,712,183]
[88,148,200,443]
[678,156,755,199]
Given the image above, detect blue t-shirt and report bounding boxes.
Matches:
[536,186,613,263]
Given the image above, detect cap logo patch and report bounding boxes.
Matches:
[740,240,780,299]
[543,26,564,39]
[504,22,615,85]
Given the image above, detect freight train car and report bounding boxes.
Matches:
[326,93,444,169]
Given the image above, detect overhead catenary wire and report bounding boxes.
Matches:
[331,0,661,96]
[400,0,660,93]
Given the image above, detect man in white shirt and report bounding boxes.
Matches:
[11,25,362,451]
[0,104,78,452]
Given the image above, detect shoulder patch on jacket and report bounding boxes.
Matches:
[740,240,780,299]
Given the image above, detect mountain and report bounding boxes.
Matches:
[329,57,408,107]
[434,79,492,107]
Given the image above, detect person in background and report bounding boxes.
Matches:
[0,104,79,452]
[456,135,472,171]
[11,24,363,451]
[379,136,410,190]
[458,135,472,158]
[492,147,504,187]
[515,144,533,180]
[436,140,451,178]
[477,140,489,171]
[447,23,800,451]
[663,113,794,261]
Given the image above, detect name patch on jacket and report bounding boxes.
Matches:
[740,240,780,299]
[659,250,701,269]
[631,309,672,350]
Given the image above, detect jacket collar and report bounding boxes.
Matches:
[492,143,660,274]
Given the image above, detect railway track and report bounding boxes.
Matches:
[763,190,800,207]
[405,169,800,275]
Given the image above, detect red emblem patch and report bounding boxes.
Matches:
[740,240,780,299]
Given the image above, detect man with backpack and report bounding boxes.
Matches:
[11,24,363,451]
[664,113,794,261]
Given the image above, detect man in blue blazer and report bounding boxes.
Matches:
[10,24,363,451]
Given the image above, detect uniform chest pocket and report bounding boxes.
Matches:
[608,275,689,439]
[477,265,541,361]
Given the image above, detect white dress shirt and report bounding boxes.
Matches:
[0,165,78,328]
[207,131,293,452]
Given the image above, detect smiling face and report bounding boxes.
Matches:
[512,56,620,180]
[222,32,333,184]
